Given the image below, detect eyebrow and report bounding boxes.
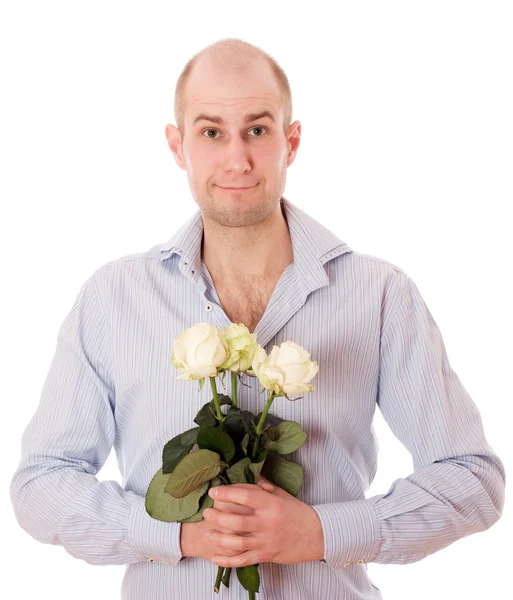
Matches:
[193,110,276,126]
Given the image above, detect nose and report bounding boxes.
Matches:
[222,135,252,176]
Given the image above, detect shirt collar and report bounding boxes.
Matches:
[159,196,352,290]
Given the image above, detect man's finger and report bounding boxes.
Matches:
[211,530,258,552]
[208,484,268,508]
[256,475,275,492]
[203,507,258,533]
[212,499,254,515]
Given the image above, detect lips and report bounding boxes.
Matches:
[217,184,257,190]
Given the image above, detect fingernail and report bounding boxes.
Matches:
[209,488,218,498]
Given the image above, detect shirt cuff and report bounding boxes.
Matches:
[311,499,382,569]
[128,495,184,565]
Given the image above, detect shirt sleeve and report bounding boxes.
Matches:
[311,270,506,569]
[10,271,184,566]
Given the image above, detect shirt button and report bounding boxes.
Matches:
[205,304,212,311]
[356,559,366,564]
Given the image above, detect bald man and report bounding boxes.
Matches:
[11,37,505,600]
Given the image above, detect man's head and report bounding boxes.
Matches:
[165,38,301,228]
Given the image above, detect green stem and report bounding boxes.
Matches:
[210,376,225,430]
[255,391,276,436]
[252,391,276,459]
[214,565,225,593]
[231,371,238,408]
[249,592,256,600]
[213,447,235,592]
[221,566,232,587]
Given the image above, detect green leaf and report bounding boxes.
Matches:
[248,457,266,484]
[225,407,257,435]
[194,395,233,427]
[241,410,257,431]
[261,451,303,497]
[165,449,226,498]
[216,393,233,406]
[145,467,209,522]
[236,564,260,593]
[224,414,244,437]
[181,428,199,446]
[197,425,236,463]
[226,457,251,484]
[255,447,268,463]
[241,433,250,456]
[262,421,307,454]
[179,477,223,522]
[162,427,200,474]
[255,411,285,428]
[262,427,279,443]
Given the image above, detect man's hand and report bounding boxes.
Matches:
[201,475,325,568]
[179,477,274,561]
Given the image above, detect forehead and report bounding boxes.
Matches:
[183,58,282,124]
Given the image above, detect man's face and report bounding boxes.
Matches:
[166,57,301,228]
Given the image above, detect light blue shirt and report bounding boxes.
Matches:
[10,197,505,599]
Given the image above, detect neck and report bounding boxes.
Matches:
[201,201,294,280]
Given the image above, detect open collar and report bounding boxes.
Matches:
[159,196,352,290]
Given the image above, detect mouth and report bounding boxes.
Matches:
[216,184,258,191]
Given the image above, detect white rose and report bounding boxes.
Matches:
[170,323,227,382]
[218,323,258,372]
[251,341,319,398]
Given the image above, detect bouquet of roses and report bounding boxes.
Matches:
[144,322,319,598]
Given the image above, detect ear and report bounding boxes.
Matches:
[165,123,186,170]
[286,120,301,167]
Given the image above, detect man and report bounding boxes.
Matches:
[11,38,505,599]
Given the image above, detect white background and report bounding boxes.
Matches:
[2,1,511,598]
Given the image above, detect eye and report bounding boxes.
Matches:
[201,126,268,139]
[248,126,267,136]
[202,129,220,139]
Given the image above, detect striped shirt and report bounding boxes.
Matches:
[10,196,505,599]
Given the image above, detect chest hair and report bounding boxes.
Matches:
[214,275,278,333]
